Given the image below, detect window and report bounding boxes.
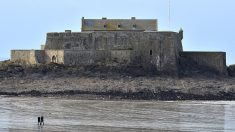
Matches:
[118,24,121,28]
[133,24,137,28]
[104,24,107,28]
[150,50,153,55]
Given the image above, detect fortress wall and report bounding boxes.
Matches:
[64,50,93,65]
[91,32,183,66]
[11,50,64,65]
[135,32,183,74]
[94,50,108,63]
[11,50,38,64]
[45,31,183,75]
[45,32,93,50]
[111,50,132,64]
[93,32,116,50]
[44,50,64,64]
[34,50,45,63]
[180,52,227,75]
[159,34,183,74]
[64,50,107,65]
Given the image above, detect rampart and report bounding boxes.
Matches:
[11,50,44,64]
[45,31,183,74]
[180,51,227,75]
[11,50,64,65]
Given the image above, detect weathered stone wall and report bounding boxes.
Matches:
[180,52,227,75]
[228,64,235,76]
[64,50,94,65]
[45,32,93,50]
[45,31,183,74]
[111,50,132,64]
[11,50,37,64]
[34,50,45,63]
[64,50,107,65]
[11,50,64,65]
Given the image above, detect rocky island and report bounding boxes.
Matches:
[1,17,235,100]
[1,60,235,100]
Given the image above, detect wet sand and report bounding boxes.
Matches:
[0,96,235,132]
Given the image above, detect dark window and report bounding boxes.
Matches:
[150,50,153,55]
[104,24,107,28]
[118,24,121,28]
[133,24,137,28]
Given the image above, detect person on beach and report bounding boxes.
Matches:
[38,117,41,125]
[41,116,44,125]
[38,116,44,126]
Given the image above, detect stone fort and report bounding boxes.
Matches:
[11,17,227,75]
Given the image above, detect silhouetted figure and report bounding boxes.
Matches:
[38,117,41,125]
[41,116,44,125]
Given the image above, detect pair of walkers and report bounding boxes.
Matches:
[38,116,44,125]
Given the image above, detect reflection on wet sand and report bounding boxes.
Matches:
[0,97,235,132]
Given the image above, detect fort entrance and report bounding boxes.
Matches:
[52,55,57,63]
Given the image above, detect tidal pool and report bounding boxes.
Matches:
[0,96,235,132]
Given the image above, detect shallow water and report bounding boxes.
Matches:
[0,97,235,132]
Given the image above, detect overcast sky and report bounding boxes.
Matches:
[0,0,234,64]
